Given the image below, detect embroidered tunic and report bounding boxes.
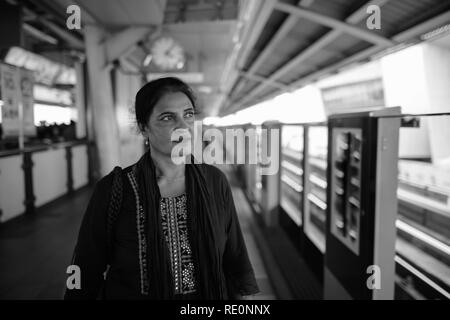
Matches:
[160,194,197,294]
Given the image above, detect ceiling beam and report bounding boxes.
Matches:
[23,23,58,45]
[246,0,307,73]
[391,10,450,42]
[232,0,313,98]
[38,18,85,49]
[226,45,383,115]
[289,10,450,87]
[239,71,294,91]
[214,0,276,115]
[236,0,278,69]
[231,0,393,108]
[224,8,450,115]
[275,2,396,46]
[104,26,155,67]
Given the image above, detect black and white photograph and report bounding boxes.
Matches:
[0,0,449,308]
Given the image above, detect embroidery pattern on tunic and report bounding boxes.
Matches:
[127,170,149,295]
[160,194,197,294]
[127,166,197,296]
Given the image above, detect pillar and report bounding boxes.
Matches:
[84,25,121,176]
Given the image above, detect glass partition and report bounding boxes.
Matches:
[280,125,304,226]
[394,114,450,299]
[253,126,263,213]
[304,125,328,253]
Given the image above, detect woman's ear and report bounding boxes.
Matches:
[139,123,149,137]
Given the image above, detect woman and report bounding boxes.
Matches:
[64,77,259,300]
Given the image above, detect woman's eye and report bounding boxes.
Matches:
[185,111,195,118]
[160,115,173,121]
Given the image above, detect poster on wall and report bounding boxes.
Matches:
[20,68,36,136]
[0,63,20,137]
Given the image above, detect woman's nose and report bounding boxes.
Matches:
[175,117,190,130]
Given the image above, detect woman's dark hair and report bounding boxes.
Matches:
[135,77,197,132]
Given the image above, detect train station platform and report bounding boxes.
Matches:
[0,0,449,302]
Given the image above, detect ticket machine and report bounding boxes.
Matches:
[324,107,401,300]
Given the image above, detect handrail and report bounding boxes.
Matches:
[281,174,303,193]
[307,193,327,211]
[395,255,450,300]
[398,188,450,217]
[281,160,303,176]
[399,177,450,201]
[396,219,450,257]
[0,139,90,158]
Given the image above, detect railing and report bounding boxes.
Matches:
[0,139,91,223]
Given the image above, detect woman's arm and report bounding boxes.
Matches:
[221,174,260,299]
[64,174,112,299]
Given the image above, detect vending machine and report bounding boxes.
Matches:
[324,107,401,300]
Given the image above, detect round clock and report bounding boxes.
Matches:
[150,37,186,71]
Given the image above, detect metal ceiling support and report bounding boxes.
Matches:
[229,45,384,114]
[227,49,384,114]
[391,10,450,42]
[244,0,315,75]
[226,9,450,115]
[289,10,450,88]
[213,0,275,115]
[236,0,278,70]
[23,23,58,45]
[233,0,393,108]
[19,5,84,49]
[103,27,155,68]
[118,57,142,75]
[299,0,316,6]
[231,0,312,98]
[275,2,396,46]
[239,71,293,91]
[38,18,85,49]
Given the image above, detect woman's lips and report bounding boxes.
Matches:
[171,135,191,144]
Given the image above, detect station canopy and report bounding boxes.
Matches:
[18,0,450,117]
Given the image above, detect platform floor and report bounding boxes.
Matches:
[0,165,276,300]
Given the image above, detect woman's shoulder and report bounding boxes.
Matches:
[197,163,228,183]
[92,165,134,195]
[196,164,232,199]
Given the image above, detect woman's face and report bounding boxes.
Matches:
[144,91,195,157]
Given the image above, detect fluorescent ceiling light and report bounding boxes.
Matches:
[143,54,153,67]
[421,24,450,41]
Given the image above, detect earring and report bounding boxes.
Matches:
[145,138,149,146]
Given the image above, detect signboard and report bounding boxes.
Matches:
[321,79,385,115]
[1,63,20,137]
[0,64,36,137]
[5,46,76,86]
[20,69,36,136]
[34,85,73,106]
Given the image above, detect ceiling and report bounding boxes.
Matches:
[222,0,450,116]
[11,0,242,117]
[6,0,450,118]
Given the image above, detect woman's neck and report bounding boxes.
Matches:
[149,146,185,179]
